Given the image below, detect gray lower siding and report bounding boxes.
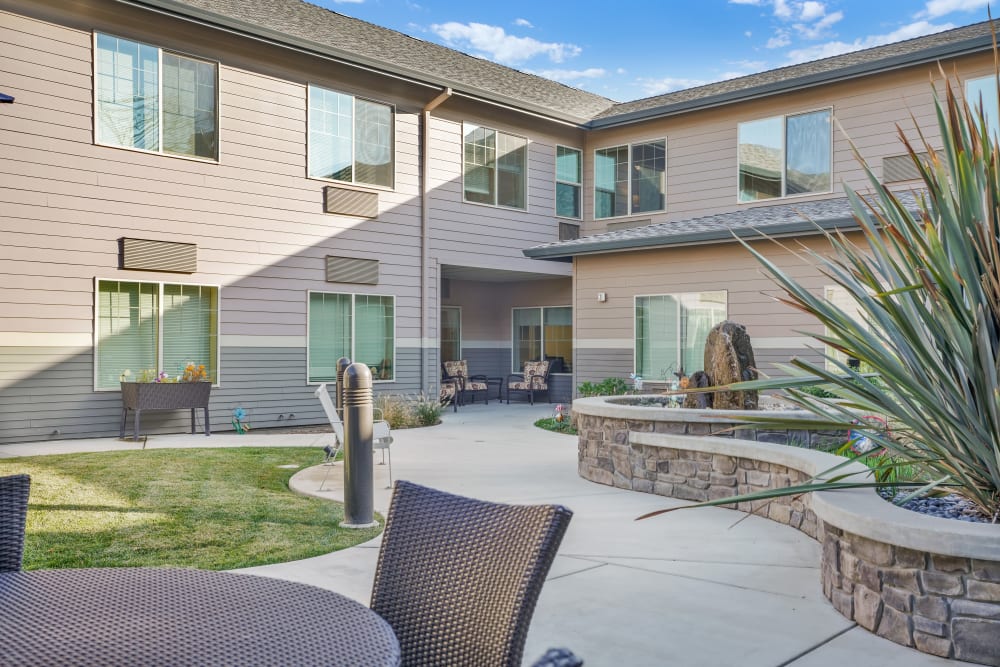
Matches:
[0,345,428,444]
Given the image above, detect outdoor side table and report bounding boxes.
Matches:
[0,568,401,666]
[487,377,504,401]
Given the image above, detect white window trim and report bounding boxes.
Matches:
[632,291,728,378]
[92,32,221,164]
[306,84,396,190]
[93,277,222,392]
[554,145,583,220]
[440,305,462,362]
[735,106,833,204]
[306,290,397,385]
[510,304,573,374]
[461,122,530,212]
[593,138,667,220]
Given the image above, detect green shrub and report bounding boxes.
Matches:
[534,417,577,435]
[577,377,630,397]
[412,394,443,426]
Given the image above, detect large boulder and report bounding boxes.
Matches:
[704,320,758,410]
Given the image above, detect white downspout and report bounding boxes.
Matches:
[420,88,452,392]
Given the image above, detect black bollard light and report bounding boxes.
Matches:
[335,356,352,419]
[341,362,376,528]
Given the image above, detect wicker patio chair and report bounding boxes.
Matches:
[0,474,31,573]
[370,480,574,667]
[439,378,459,412]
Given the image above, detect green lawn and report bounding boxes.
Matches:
[0,447,381,570]
[534,417,578,436]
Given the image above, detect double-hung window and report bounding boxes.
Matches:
[594,139,666,219]
[95,280,219,390]
[308,292,395,382]
[463,124,527,209]
[738,109,831,202]
[555,146,582,219]
[308,85,394,188]
[634,292,726,378]
[94,33,218,160]
[966,75,1000,139]
[512,306,572,372]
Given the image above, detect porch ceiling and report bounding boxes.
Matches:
[440,265,569,283]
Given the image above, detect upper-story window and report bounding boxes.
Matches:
[594,139,666,219]
[738,109,831,202]
[308,85,394,188]
[967,75,1000,139]
[463,124,527,210]
[94,33,218,160]
[555,146,582,219]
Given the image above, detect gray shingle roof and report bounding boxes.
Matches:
[136,0,616,123]
[523,190,923,259]
[133,2,998,128]
[592,21,1000,126]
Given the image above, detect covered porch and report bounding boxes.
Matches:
[439,265,574,404]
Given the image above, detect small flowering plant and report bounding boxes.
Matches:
[121,362,210,383]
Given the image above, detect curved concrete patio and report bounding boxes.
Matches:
[0,404,974,666]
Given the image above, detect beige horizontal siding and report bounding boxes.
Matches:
[579,54,989,235]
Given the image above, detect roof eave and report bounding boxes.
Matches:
[588,34,995,129]
[523,216,860,260]
[121,0,603,127]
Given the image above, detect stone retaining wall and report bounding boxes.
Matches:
[573,399,1000,666]
[823,526,1000,665]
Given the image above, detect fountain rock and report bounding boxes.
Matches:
[704,320,758,410]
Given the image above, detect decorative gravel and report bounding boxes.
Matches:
[879,489,995,524]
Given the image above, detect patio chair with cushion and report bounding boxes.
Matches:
[439,378,459,412]
[0,474,31,573]
[506,359,551,405]
[314,383,393,486]
[441,360,490,405]
[370,480,574,667]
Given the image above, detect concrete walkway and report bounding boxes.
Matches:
[0,404,972,666]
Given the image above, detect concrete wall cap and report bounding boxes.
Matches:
[629,430,1000,560]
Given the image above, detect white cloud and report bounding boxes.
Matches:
[639,76,711,96]
[745,30,753,37]
[430,22,581,64]
[773,0,794,19]
[799,0,826,20]
[767,30,792,48]
[794,10,844,38]
[920,0,991,18]
[729,0,765,4]
[785,20,955,63]
[513,18,533,28]
[531,67,607,84]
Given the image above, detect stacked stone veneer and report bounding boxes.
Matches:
[575,405,1000,666]
[823,528,1000,665]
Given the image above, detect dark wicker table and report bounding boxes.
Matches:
[0,567,400,666]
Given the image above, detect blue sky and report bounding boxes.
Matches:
[310,0,997,101]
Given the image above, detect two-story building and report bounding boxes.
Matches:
[1,0,997,442]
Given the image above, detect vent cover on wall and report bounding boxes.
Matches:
[120,238,197,273]
[326,256,379,285]
[323,185,379,218]
[883,152,930,183]
[559,222,581,241]
[606,218,651,232]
